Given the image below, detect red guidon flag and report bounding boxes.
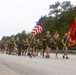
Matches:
[68,18,76,46]
[54,31,59,38]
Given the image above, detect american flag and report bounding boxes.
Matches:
[31,17,43,36]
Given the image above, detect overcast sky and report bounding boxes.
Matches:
[0,0,75,40]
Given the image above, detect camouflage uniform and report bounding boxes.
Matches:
[20,39,25,55]
[42,37,46,57]
[45,34,52,48]
[8,40,15,54]
[44,33,52,58]
[15,39,22,56]
[53,37,62,49]
[62,36,68,47]
[1,41,5,53]
[36,39,42,56]
[53,36,62,58]
[32,39,37,56]
[62,34,69,59]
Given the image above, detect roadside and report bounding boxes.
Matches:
[0,64,18,75]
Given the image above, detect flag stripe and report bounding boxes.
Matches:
[31,17,43,36]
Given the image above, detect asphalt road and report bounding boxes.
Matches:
[0,53,76,75]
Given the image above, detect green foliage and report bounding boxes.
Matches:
[1,1,76,50]
[2,30,28,41]
[39,1,76,49]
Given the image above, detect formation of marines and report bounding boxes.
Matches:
[0,31,69,59]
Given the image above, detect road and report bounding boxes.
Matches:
[0,53,76,75]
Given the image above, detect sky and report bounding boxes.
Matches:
[0,0,75,40]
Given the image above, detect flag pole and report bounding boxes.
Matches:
[28,34,33,51]
[62,35,69,50]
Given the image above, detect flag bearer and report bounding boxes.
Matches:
[62,33,69,59]
[53,34,61,58]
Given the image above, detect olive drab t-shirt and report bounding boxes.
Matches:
[45,34,52,47]
[62,35,68,47]
[45,35,51,44]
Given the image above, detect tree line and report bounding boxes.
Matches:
[1,1,76,50]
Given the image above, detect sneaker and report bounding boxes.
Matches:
[33,55,35,57]
[28,53,32,58]
[29,55,32,58]
[43,54,44,58]
[8,53,11,55]
[47,55,50,59]
[66,57,69,59]
[46,55,47,58]
[63,55,65,59]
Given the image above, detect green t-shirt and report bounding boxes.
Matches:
[45,35,51,44]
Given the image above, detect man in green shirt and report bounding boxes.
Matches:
[62,33,69,59]
[53,34,61,58]
[45,31,52,58]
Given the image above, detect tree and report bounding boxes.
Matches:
[49,1,61,18]
[60,1,73,12]
[2,36,11,41]
[49,1,73,18]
